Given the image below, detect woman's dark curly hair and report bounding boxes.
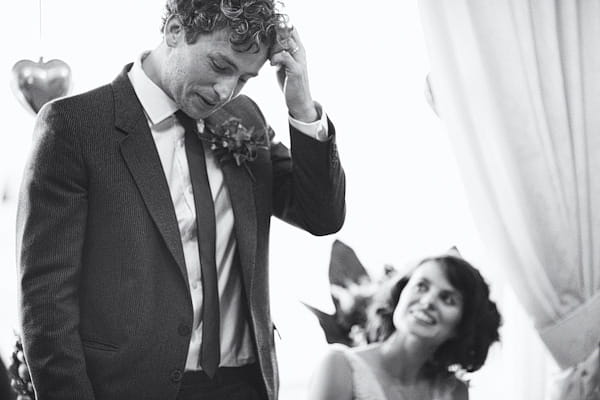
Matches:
[161,0,285,53]
[366,255,502,379]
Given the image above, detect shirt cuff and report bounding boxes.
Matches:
[288,102,329,142]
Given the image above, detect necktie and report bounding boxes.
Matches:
[175,110,220,378]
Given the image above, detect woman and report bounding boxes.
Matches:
[308,255,501,400]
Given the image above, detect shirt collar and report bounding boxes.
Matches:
[128,52,178,126]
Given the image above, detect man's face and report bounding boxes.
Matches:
[163,24,268,119]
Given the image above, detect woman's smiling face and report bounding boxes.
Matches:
[393,260,464,346]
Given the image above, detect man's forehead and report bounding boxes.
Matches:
[214,43,268,73]
[214,51,265,76]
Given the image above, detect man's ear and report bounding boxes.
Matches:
[164,15,185,47]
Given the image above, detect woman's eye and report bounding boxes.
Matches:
[441,293,457,306]
[416,282,428,292]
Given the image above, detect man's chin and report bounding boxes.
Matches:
[184,107,216,120]
[184,100,229,119]
[203,103,227,117]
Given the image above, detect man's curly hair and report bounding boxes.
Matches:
[366,255,502,380]
[161,0,285,53]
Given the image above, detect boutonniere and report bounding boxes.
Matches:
[199,117,269,181]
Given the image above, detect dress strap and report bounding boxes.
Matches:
[331,344,388,400]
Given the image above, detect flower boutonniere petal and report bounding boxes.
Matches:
[199,117,270,182]
[199,117,269,166]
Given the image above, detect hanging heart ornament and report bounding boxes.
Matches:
[10,57,72,115]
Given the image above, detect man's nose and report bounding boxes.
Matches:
[214,77,238,103]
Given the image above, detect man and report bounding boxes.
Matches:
[16,0,345,399]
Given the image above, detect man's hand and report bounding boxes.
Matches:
[270,27,318,123]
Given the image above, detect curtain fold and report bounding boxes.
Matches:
[419,0,600,372]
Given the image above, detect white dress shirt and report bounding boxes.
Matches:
[127,52,328,371]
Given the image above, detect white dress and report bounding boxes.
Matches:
[334,345,460,400]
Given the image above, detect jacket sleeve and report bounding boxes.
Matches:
[16,101,95,399]
[270,116,346,236]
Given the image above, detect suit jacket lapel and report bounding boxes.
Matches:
[222,161,257,297]
[206,109,257,298]
[112,65,189,288]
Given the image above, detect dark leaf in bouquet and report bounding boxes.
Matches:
[328,240,370,288]
[301,302,353,346]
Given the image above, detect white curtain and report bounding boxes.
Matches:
[418,0,600,392]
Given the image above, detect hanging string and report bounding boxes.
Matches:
[38,0,43,60]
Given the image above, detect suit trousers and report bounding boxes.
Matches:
[176,363,267,400]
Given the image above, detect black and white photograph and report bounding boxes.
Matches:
[1,0,599,399]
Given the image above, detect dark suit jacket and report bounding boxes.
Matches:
[16,64,345,400]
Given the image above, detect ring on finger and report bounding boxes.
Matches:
[289,46,300,55]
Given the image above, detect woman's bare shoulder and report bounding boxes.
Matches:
[307,344,355,400]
